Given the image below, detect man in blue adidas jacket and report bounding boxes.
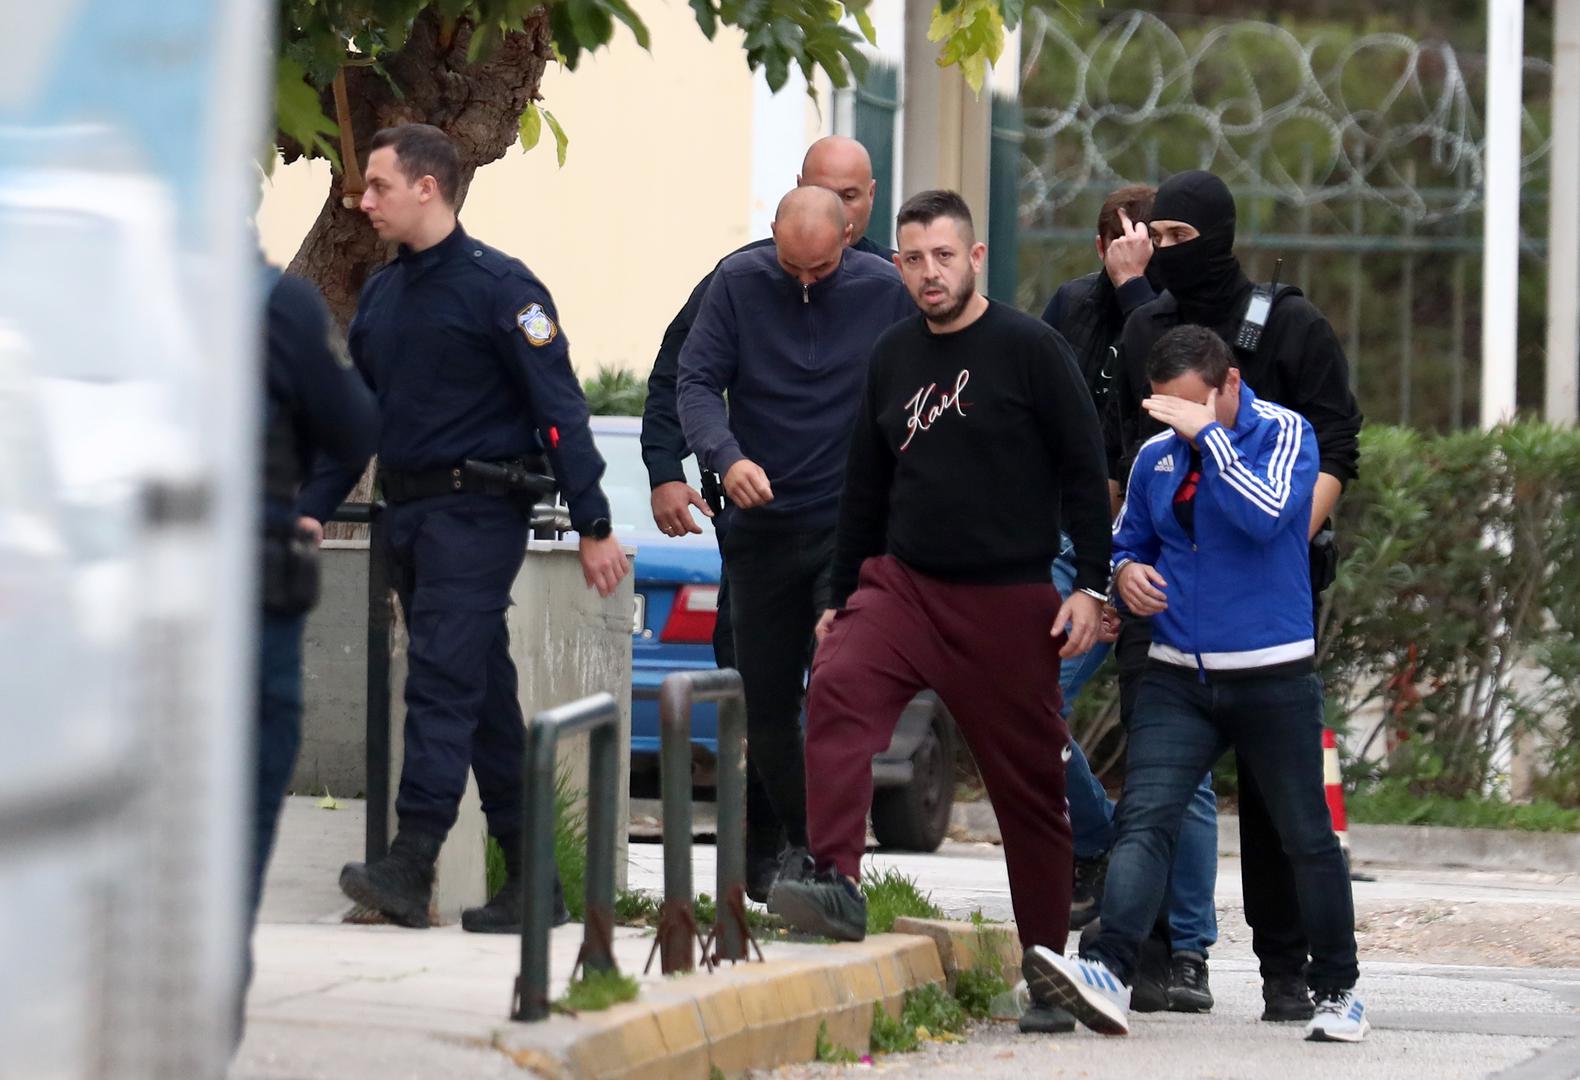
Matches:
[1023,325,1367,1044]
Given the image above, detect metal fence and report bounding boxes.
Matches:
[1016,8,1558,431]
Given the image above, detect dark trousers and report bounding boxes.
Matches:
[1089,665,1358,991]
[712,522,780,860]
[1118,615,1306,971]
[806,556,1073,950]
[719,523,835,850]
[249,610,307,930]
[386,494,531,839]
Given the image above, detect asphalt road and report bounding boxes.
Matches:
[626,839,1580,1080]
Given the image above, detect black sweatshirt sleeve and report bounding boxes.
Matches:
[1107,315,1151,484]
[640,269,715,489]
[1287,310,1363,485]
[1033,330,1112,594]
[828,362,896,609]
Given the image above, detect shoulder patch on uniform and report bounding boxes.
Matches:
[516,303,557,347]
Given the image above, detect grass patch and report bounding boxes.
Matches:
[614,889,662,925]
[815,1021,860,1064]
[693,892,786,937]
[870,982,969,1055]
[1347,783,1580,833]
[484,768,591,916]
[953,964,1009,1020]
[555,967,639,1012]
[861,867,944,934]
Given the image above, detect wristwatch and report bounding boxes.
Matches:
[585,517,612,540]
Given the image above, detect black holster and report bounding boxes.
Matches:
[262,524,321,615]
[1309,527,1339,595]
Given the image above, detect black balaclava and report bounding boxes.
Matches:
[1147,170,1250,320]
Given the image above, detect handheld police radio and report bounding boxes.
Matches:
[1233,258,1283,354]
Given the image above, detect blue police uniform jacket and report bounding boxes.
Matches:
[299,223,609,531]
[1110,383,1318,673]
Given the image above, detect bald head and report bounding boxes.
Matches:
[798,136,877,244]
[772,186,850,286]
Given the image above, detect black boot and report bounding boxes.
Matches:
[461,833,572,934]
[339,830,442,928]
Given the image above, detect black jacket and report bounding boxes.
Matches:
[641,233,895,488]
[1041,270,1156,477]
[1107,284,1362,489]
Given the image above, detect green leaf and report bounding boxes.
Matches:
[542,108,570,166]
[519,101,543,151]
[854,7,878,46]
[605,0,652,50]
[274,55,341,169]
[689,0,718,39]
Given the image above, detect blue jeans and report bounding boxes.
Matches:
[1087,665,1358,991]
[1052,541,1217,954]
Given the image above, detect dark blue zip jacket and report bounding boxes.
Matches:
[1111,384,1318,672]
[676,245,914,529]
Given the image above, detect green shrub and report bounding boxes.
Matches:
[1347,782,1580,832]
[484,768,589,915]
[1324,424,1580,803]
[582,366,646,415]
[870,983,970,1055]
[861,868,944,934]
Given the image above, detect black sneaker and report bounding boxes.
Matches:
[771,845,814,889]
[1262,974,1316,1022]
[1070,852,1108,931]
[746,858,777,904]
[768,868,867,941]
[1130,935,1171,1013]
[745,824,786,904]
[1018,1002,1077,1034]
[1165,950,1214,1013]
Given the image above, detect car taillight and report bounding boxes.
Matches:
[659,584,719,644]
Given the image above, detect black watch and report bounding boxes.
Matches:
[584,517,612,540]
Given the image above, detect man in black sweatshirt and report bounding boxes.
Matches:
[770,191,1111,1034]
[677,186,914,902]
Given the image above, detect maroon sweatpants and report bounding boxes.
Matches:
[805,555,1074,951]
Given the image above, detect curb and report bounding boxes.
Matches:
[949,801,1580,875]
[492,933,945,1079]
[891,916,1022,991]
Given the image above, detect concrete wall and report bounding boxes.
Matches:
[291,541,369,799]
[295,537,634,918]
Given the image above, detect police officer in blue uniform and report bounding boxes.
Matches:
[246,263,378,1028]
[307,123,629,933]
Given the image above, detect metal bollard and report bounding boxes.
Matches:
[649,669,758,974]
[512,692,623,1022]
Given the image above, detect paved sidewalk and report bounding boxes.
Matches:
[232,798,937,1080]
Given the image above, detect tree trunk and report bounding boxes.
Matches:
[284,8,554,326]
[281,10,552,527]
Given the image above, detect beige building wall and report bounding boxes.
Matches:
[256,3,759,377]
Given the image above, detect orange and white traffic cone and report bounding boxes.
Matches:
[1323,729,1371,880]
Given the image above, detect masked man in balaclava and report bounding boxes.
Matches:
[1102,170,1362,1025]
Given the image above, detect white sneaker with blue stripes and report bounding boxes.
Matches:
[1022,946,1131,1036]
[1305,988,1369,1042]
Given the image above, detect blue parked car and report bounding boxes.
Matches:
[591,416,956,852]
